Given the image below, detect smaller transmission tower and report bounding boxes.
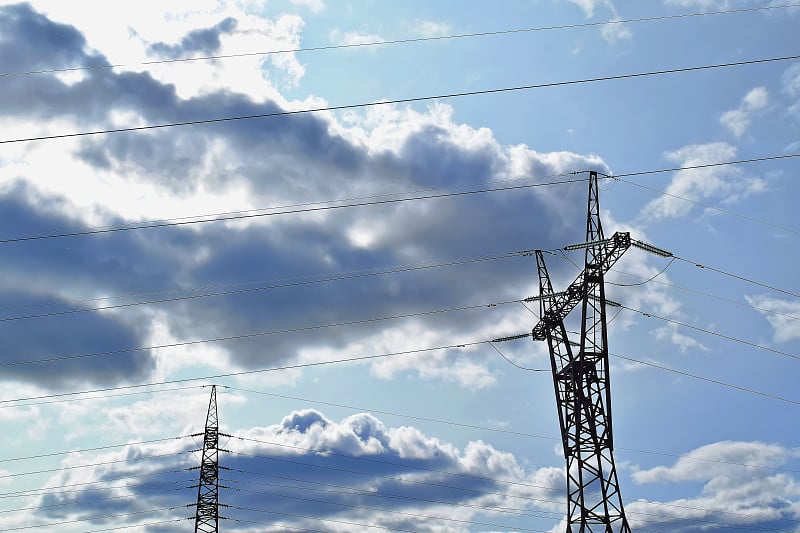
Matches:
[193,385,221,533]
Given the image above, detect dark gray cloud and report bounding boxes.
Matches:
[27,409,561,532]
[147,16,238,59]
[0,3,103,74]
[0,5,603,390]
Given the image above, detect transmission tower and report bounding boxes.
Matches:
[193,385,221,533]
[533,171,632,532]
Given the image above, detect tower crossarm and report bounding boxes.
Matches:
[531,231,630,341]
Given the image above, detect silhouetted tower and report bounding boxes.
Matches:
[193,385,220,533]
[533,172,632,532]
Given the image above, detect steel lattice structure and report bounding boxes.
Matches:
[532,172,632,532]
[193,385,221,533]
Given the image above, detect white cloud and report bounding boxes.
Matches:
[663,0,722,10]
[720,86,769,137]
[290,0,325,13]
[639,142,767,221]
[413,19,452,38]
[654,323,709,353]
[745,295,800,343]
[565,0,600,17]
[601,19,632,43]
[782,62,800,118]
[329,28,383,46]
[628,440,800,530]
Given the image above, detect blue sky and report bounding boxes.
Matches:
[0,0,798,531]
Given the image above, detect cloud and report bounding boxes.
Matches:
[0,5,612,392]
[290,0,325,13]
[745,295,800,343]
[663,0,721,10]
[565,0,601,17]
[628,440,800,532]
[147,16,238,59]
[563,0,632,43]
[720,86,769,137]
[601,19,633,43]
[329,28,383,46]
[412,19,452,38]
[654,323,709,354]
[783,62,800,118]
[639,142,767,221]
[7,409,567,532]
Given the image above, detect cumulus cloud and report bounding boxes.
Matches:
[628,440,800,531]
[783,62,800,118]
[639,142,767,221]
[745,295,800,343]
[413,19,452,38]
[720,86,769,137]
[290,0,325,13]
[147,16,238,59]
[330,28,383,46]
[0,4,613,393]
[0,409,567,532]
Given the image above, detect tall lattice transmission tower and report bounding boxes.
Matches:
[532,171,634,532]
[192,385,222,533]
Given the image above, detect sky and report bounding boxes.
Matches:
[0,0,798,532]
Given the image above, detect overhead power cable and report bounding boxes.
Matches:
[0,176,589,243]
[612,175,800,237]
[223,485,545,532]
[0,298,520,369]
[3,506,188,532]
[4,3,796,78]
[3,53,799,145]
[0,340,490,406]
[0,251,533,323]
[0,151,793,247]
[673,254,800,299]
[618,304,800,362]
[221,477,787,531]
[226,433,546,492]
[608,267,800,322]
[0,434,193,464]
[0,467,191,500]
[222,471,562,520]
[0,449,190,480]
[220,385,799,473]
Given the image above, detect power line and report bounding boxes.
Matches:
[220,385,800,473]
[0,340,488,406]
[610,352,800,407]
[0,150,794,247]
[4,3,796,78]
[0,298,518,369]
[618,303,800,362]
[673,254,800,299]
[0,434,192,463]
[0,383,211,409]
[222,471,562,520]
[0,449,190,480]
[0,176,588,243]
[221,479,788,532]
[0,467,191,500]
[608,267,800,322]
[0,250,533,323]
[612,175,800,237]
[225,433,548,493]
[222,485,546,532]
[3,54,799,145]
[223,447,559,505]
[3,506,188,532]
[225,506,420,533]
